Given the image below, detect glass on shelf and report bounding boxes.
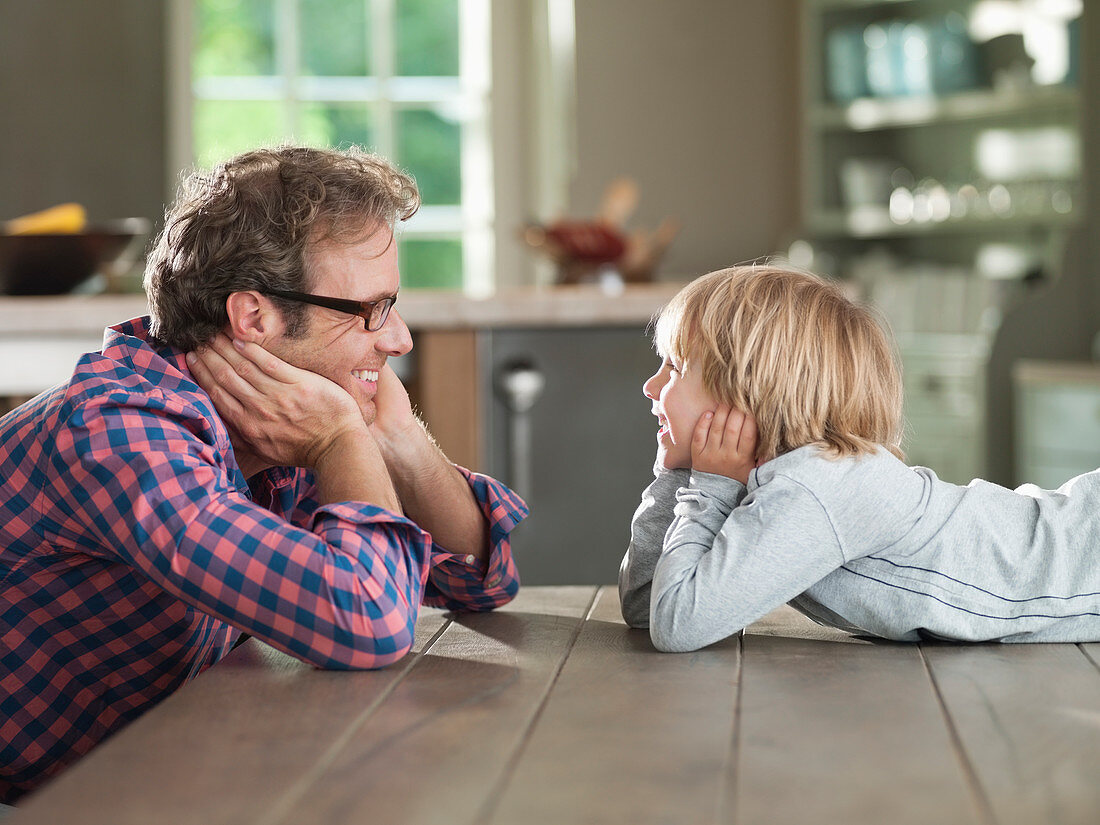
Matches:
[974,126,1079,182]
[822,4,1079,107]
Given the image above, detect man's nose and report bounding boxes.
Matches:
[643,371,662,400]
[376,308,413,357]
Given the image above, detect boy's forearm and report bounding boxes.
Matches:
[619,468,690,626]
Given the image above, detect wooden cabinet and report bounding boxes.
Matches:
[899,335,987,481]
[1014,360,1100,488]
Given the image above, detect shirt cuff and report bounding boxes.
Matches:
[678,470,748,510]
[427,465,525,593]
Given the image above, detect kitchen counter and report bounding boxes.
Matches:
[0,284,685,468]
[0,282,685,334]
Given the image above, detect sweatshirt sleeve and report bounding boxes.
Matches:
[649,470,845,652]
[617,467,691,627]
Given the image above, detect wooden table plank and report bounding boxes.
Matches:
[925,643,1100,825]
[266,585,599,825]
[8,588,1100,825]
[484,585,741,825]
[11,611,452,825]
[1082,643,1100,671]
[734,607,985,825]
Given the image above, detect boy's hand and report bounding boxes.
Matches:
[690,404,758,485]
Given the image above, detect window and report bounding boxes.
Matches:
[174,0,493,292]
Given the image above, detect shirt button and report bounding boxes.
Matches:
[464,554,476,565]
[485,575,501,587]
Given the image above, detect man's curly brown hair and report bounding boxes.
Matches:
[144,145,420,350]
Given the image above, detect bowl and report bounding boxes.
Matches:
[0,217,151,295]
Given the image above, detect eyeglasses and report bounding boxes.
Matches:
[266,289,397,332]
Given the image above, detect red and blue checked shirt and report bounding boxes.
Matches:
[0,316,526,803]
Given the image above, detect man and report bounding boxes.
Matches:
[0,146,525,802]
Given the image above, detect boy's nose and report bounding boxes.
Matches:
[643,371,662,400]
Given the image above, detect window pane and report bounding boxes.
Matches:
[194,0,276,77]
[299,0,369,76]
[399,238,462,289]
[194,100,284,168]
[396,0,459,76]
[299,103,374,149]
[396,108,461,205]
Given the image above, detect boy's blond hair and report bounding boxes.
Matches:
[654,265,905,461]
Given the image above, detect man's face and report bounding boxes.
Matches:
[267,223,413,425]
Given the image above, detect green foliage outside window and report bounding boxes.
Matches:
[397,109,461,205]
[396,0,459,76]
[194,100,284,169]
[299,103,375,151]
[191,0,469,289]
[399,239,463,289]
[194,0,274,77]
[299,0,370,76]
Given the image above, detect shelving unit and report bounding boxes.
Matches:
[798,0,1083,482]
[809,83,1076,131]
[806,206,1077,240]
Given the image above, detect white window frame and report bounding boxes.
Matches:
[166,0,494,295]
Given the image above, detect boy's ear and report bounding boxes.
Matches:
[225,291,282,344]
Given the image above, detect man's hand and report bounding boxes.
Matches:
[690,404,758,485]
[363,363,491,558]
[188,334,401,510]
[369,364,418,444]
[188,333,368,470]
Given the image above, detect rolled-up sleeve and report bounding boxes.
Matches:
[422,467,527,611]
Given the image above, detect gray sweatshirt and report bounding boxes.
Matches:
[619,446,1100,651]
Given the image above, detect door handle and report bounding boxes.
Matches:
[496,359,545,499]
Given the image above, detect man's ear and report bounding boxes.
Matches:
[225,291,282,344]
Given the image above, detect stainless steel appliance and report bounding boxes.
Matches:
[482,326,659,585]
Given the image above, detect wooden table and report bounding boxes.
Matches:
[9,585,1100,825]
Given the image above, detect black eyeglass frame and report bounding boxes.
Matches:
[266,289,397,332]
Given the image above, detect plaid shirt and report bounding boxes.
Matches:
[0,317,525,802]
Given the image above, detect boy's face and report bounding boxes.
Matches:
[643,353,717,470]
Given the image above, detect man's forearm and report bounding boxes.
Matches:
[313,429,402,513]
[376,420,490,558]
